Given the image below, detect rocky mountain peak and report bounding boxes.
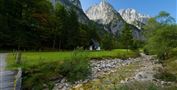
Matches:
[86,0,121,25]
[118,8,150,29]
[86,1,144,40]
[99,0,112,7]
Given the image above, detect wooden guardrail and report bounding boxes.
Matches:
[14,68,22,90]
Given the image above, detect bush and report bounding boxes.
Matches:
[58,49,91,83]
[22,49,91,89]
[23,62,61,90]
[143,48,150,55]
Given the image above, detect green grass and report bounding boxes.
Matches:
[6,49,139,89]
[7,49,139,70]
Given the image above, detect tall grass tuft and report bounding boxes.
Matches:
[58,49,91,83]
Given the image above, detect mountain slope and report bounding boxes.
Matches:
[86,1,143,39]
[118,8,150,29]
[51,0,89,23]
[86,1,124,33]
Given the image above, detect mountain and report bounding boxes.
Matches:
[118,8,150,29]
[51,0,89,23]
[86,1,143,39]
[68,0,82,9]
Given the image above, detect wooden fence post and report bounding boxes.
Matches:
[16,51,21,64]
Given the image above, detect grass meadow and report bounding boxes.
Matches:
[7,49,139,69]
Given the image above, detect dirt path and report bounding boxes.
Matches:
[0,53,16,90]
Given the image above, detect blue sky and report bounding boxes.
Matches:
[80,0,177,22]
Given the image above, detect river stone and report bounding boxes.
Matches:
[73,84,83,90]
[134,71,153,80]
[61,78,66,83]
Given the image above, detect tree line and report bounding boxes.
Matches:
[2,0,173,52]
[0,0,100,50]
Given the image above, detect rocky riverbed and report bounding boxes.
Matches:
[52,54,177,90]
[53,56,142,90]
[119,55,177,88]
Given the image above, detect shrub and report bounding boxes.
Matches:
[22,62,61,90]
[143,48,150,55]
[58,49,91,83]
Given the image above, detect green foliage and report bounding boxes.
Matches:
[143,18,161,39]
[50,3,68,49]
[118,24,139,50]
[0,1,100,50]
[143,11,175,39]
[58,50,91,83]
[145,25,177,60]
[23,62,61,90]
[78,23,100,48]
[21,49,89,89]
[143,11,177,60]
[0,0,53,49]
[101,34,118,50]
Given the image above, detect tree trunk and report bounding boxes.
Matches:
[52,39,56,50]
[59,40,61,50]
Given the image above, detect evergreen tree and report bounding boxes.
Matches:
[0,0,52,50]
[0,0,100,50]
[52,3,69,50]
[101,34,115,50]
[119,24,134,51]
[66,8,80,49]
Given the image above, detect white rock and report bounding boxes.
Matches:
[118,9,150,29]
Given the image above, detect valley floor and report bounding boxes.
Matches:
[7,49,138,70]
[6,50,177,90]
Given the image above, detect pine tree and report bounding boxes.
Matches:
[119,24,134,52]
[53,3,69,50]
[66,8,79,49]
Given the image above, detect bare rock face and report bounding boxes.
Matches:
[86,1,144,40]
[86,1,122,25]
[86,1,125,34]
[118,8,150,29]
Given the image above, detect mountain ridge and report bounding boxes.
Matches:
[86,1,143,40]
[118,8,150,29]
[51,0,89,23]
